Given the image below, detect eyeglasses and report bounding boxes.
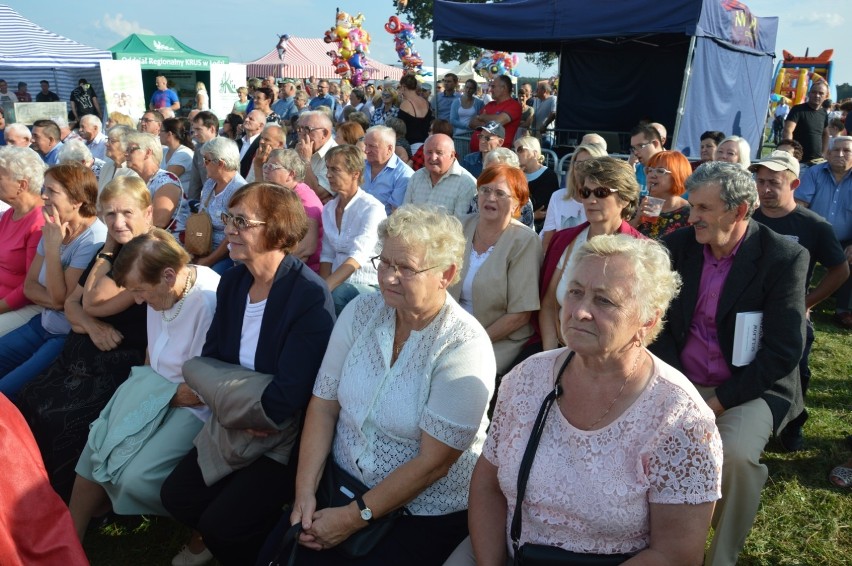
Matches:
[477,186,513,200]
[296,126,325,135]
[629,142,652,154]
[381,93,393,99]
[221,212,267,231]
[370,256,439,279]
[140,118,156,123]
[643,167,672,176]
[578,186,618,199]
[262,163,287,174]
[202,156,221,165]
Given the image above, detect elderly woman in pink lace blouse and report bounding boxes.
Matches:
[446,234,723,565]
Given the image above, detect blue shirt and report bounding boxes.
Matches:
[797,162,852,242]
[44,141,63,165]
[272,97,297,121]
[437,91,460,121]
[362,154,414,214]
[309,94,336,112]
[150,88,179,109]
[461,151,484,179]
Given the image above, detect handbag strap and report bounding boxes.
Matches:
[267,522,302,566]
[199,186,215,212]
[510,351,574,554]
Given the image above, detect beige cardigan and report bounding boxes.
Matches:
[449,214,543,374]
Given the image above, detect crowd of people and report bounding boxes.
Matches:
[0,70,849,566]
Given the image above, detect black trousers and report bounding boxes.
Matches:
[161,447,297,566]
[258,507,468,566]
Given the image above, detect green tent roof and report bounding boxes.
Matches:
[109,34,228,71]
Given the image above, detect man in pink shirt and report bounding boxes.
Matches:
[650,162,808,566]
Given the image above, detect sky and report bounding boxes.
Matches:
[7,0,851,96]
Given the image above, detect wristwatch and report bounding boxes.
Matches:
[354,495,373,523]
[97,252,115,263]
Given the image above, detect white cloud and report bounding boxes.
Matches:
[95,13,154,36]
[788,13,845,28]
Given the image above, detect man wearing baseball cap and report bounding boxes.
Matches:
[751,150,849,451]
[462,121,505,178]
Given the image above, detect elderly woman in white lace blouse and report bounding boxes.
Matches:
[446,235,723,566]
[289,205,496,566]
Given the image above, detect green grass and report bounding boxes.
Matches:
[83,308,852,565]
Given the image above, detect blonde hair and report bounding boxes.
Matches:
[377,205,466,286]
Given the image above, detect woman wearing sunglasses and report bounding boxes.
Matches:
[537,157,642,352]
[370,86,400,127]
[631,150,692,239]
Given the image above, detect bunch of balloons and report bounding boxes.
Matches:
[475,50,521,80]
[324,10,372,86]
[384,16,423,74]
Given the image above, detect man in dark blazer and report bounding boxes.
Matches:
[237,110,264,178]
[650,162,808,566]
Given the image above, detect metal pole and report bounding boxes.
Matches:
[672,34,697,150]
[432,38,439,113]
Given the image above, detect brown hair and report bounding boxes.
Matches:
[476,164,529,219]
[44,162,98,217]
[113,228,190,287]
[576,157,640,219]
[335,121,365,146]
[228,182,308,253]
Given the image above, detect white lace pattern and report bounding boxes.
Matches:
[484,349,722,555]
[314,292,496,515]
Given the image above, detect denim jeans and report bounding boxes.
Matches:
[331,283,378,315]
[0,314,67,399]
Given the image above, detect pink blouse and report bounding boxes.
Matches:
[0,206,44,310]
[483,348,722,556]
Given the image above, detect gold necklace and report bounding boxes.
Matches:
[392,305,443,360]
[560,351,643,430]
[161,268,195,323]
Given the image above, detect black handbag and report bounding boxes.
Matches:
[265,522,301,566]
[511,352,633,566]
[315,459,410,558]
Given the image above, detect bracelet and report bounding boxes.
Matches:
[97,252,115,263]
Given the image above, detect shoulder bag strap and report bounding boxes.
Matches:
[510,351,574,554]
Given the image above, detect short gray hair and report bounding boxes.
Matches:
[829,135,852,150]
[80,114,102,130]
[377,205,466,286]
[686,161,759,218]
[298,110,333,130]
[4,122,31,142]
[483,148,519,168]
[718,135,752,170]
[58,139,94,165]
[365,125,395,146]
[268,148,306,181]
[566,234,682,344]
[125,131,163,164]
[202,137,240,171]
[107,124,134,152]
[0,146,46,194]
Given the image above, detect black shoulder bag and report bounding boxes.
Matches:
[511,352,634,566]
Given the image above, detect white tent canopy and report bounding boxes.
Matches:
[447,60,487,84]
[0,5,111,110]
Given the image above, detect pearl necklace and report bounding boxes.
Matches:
[161,268,195,323]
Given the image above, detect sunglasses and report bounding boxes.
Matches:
[578,186,618,199]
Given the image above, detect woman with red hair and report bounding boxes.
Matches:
[448,164,542,375]
[632,150,692,239]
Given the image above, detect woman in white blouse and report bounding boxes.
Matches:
[446,235,723,565]
[290,205,496,565]
[68,229,219,540]
[319,144,386,315]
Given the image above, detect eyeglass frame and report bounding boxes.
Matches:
[296,126,326,135]
[220,211,267,231]
[643,166,672,176]
[370,256,440,279]
[477,186,514,200]
[629,142,652,154]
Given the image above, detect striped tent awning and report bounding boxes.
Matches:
[0,4,112,68]
[245,37,404,82]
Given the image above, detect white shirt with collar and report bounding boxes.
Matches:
[87,131,109,160]
[311,136,339,196]
[239,133,260,161]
